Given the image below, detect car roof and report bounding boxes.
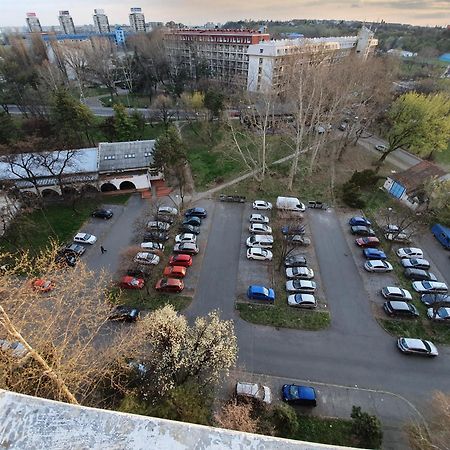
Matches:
[402,338,428,350]
[385,287,403,294]
[389,301,411,310]
[294,293,315,302]
[173,254,191,260]
[162,278,182,285]
[292,280,315,287]
[249,285,268,293]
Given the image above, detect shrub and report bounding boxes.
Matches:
[342,181,366,208]
[351,405,383,448]
[271,403,299,437]
[349,169,379,188]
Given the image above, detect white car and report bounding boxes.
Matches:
[427,307,450,322]
[246,235,273,248]
[249,214,269,224]
[381,287,412,301]
[134,252,160,266]
[396,247,423,259]
[397,337,438,357]
[385,232,410,243]
[147,221,170,231]
[74,233,97,245]
[0,339,29,358]
[158,206,178,216]
[236,382,272,404]
[249,223,272,234]
[375,144,388,152]
[140,242,164,251]
[287,293,317,308]
[412,281,448,294]
[364,260,393,273]
[285,280,316,293]
[175,233,197,244]
[246,248,273,261]
[285,267,314,279]
[401,258,430,270]
[252,200,272,210]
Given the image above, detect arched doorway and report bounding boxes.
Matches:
[41,188,60,198]
[81,184,99,197]
[100,183,118,192]
[62,186,79,198]
[119,181,136,190]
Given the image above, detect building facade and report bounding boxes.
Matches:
[165,29,270,85]
[58,10,76,35]
[247,26,378,92]
[26,13,42,33]
[129,7,146,33]
[93,9,110,34]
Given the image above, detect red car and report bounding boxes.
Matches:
[119,276,144,290]
[168,254,193,268]
[163,266,187,278]
[32,278,55,292]
[155,278,185,293]
[356,237,381,248]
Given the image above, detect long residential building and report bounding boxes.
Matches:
[58,10,76,35]
[165,28,270,85]
[25,13,42,33]
[247,26,378,92]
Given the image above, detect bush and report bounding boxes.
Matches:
[351,406,383,448]
[271,403,299,437]
[342,181,366,208]
[349,169,379,188]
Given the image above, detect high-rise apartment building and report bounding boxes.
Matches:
[93,9,110,33]
[58,10,76,35]
[165,29,270,85]
[26,12,42,33]
[129,7,146,33]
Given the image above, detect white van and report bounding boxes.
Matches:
[276,196,306,212]
[246,235,273,249]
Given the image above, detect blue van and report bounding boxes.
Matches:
[431,224,450,250]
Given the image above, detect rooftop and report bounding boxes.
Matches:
[168,28,269,36]
[389,161,448,192]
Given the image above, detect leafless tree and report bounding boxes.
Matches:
[39,150,77,196]
[60,41,91,101]
[215,400,260,434]
[151,94,175,128]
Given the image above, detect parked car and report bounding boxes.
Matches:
[431,223,450,250]
[173,242,199,255]
[363,248,387,260]
[385,232,410,243]
[236,382,272,404]
[155,278,184,293]
[351,226,376,236]
[383,224,400,233]
[143,231,169,242]
[126,267,149,278]
[252,200,272,210]
[349,216,371,227]
[401,258,430,270]
[178,224,200,235]
[284,255,307,267]
[74,232,97,245]
[55,251,77,267]
[64,243,86,256]
[281,225,305,235]
[375,144,388,152]
[119,276,144,290]
[92,208,113,219]
[249,213,269,224]
[158,206,178,216]
[247,285,275,302]
[140,242,164,252]
[412,281,448,294]
[396,247,424,259]
[246,248,273,261]
[155,214,174,224]
[286,267,314,279]
[109,305,140,322]
[282,384,317,406]
[364,260,393,273]
[288,235,311,246]
[175,233,197,244]
[134,252,160,266]
[182,216,202,227]
[287,293,317,308]
[383,301,419,318]
[397,337,438,357]
[249,223,272,234]
[32,278,55,292]
[338,122,347,131]
[147,221,170,232]
[246,235,273,248]
[404,268,437,282]
[427,307,450,322]
[356,237,380,248]
[185,207,207,218]
[168,254,193,267]
[381,287,412,301]
[162,266,187,278]
[0,339,28,358]
[286,280,316,293]
[421,293,450,307]
[276,196,306,212]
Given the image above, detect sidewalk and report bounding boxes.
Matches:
[226,369,424,450]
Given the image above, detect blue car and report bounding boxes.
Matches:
[247,285,275,302]
[363,248,387,260]
[182,216,202,227]
[185,207,207,218]
[282,384,317,406]
[349,216,371,227]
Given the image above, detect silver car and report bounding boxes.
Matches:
[401,258,430,270]
[286,267,314,279]
[249,223,273,234]
[427,307,450,322]
[286,280,316,293]
[397,337,438,357]
[364,260,393,272]
[236,381,272,404]
[134,252,160,266]
[287,293,317,308]
[249,214,269,224]
[147,221,170,231]
[140,242,165,252]
[175,233,197,244]
[381,287,412,301]
[396,247,423,259]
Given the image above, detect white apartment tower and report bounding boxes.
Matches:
[58,10,76,35]
[26,12,42,33]
[93,9,110,33]
[129,7,146,33]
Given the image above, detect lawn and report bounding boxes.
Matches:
[434,142,450,170]
[99,93,151,108]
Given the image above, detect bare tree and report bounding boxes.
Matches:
[215,400,260,433]
[39,150,77,196]
[151,94,175,129]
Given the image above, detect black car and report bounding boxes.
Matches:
[421,293,450,307]
[155,214,174,224]
[55,252,77,267]
[109,305,140,322]
[178,224,200,235]
[64,243,86,256]
[182,216,202,227]
[284,255,308,267]
[404,268,437,282]
[351,226,376,237]
[92,209,113,219]
[142,231,169,242]
[127,267,150,278]
[383,301,419,318]
[185,207,207,218]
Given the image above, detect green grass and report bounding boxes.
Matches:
[434,142,450,169]
[99,93,151,108]
[236,303,330,330]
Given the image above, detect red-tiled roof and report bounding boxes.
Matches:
[390,161,447,192]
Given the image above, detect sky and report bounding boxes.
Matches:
[1,0,449,28]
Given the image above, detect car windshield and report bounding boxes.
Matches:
[130,279,139,286]
[289,385,299,399]
[438,309,450,318]
[422,281,432,289]
[83,234,91,239]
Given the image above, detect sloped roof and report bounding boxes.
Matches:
[98,140,155,173]
[389,161,447,192]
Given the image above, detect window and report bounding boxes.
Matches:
[144,152,151,157]
[124,154,136,159]
[259,48,264,54]
[259,58,263,64]
[104,155,115,160]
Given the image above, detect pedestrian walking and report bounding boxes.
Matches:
[101,245,107,254]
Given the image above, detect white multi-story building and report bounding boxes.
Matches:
[93,9,110,34]
[247,26,378,93]
[129,7,146,33]
[58,10,76,35]
[26,13,42,33]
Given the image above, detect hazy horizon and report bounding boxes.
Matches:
[1,1,449,28]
